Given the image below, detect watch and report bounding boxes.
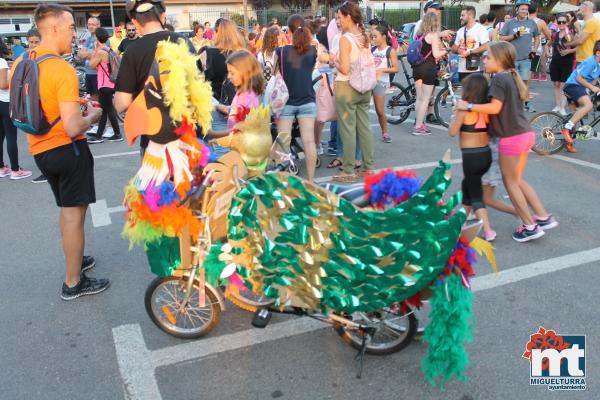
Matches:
[467,103,473,112]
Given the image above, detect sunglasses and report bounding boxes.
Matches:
[127,29,136,32]
[557,21,567,24]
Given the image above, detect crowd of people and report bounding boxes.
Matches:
[3,0,600,300]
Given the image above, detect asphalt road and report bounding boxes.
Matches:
[0,78,598,400]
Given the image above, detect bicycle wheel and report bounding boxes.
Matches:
[530,111,566,155]
[385,82,414,125]
[433,84,461,128]
[145,276,221,339]
[225,285,275,312]
[334,308,417,355]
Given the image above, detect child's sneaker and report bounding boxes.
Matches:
[0,165,10,178]
[534,214,558,231]
[484,230,497,242]
[10,168,32,180]
[512,224,545,242]
[412,125,431,136]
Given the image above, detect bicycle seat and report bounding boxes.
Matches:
[320,182,367,203]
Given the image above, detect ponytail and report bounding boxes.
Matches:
[489,41,529,101]
[358,23,369,48]
[510,69,529,102]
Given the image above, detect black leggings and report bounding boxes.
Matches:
[97,87,121,137]
[0,101,19,171]
[461,146,492,211]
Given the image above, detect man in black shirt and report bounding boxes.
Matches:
[114,0,194,151]
[117,21,139,54]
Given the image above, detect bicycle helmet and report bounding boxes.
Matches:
[125,0,165,20]
[515,0,532,9]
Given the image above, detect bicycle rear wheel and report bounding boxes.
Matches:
[334,308,416,355]
[530,111,567,155]
[385,82,414,125]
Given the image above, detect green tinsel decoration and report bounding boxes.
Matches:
[203,242,226,287]
[421,274,473,387]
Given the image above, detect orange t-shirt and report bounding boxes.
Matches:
[10,47,83,155]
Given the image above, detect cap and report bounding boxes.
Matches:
[424,1,444,11]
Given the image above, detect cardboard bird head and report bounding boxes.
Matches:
[124,39,213,145]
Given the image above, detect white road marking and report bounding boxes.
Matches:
[313,159,462,183]
[111,245,600,400]
[113,318,327,400]
[551,154,600,171]
[90,200,126,227]
[94,150,138,159]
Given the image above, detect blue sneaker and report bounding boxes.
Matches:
[512,224,545,242]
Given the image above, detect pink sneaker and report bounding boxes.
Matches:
[484,230,497,242]
[412,125,431,136]
[0,165,10,178]
[10,168,32,180]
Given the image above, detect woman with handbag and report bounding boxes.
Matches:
[276,15,318,182]
[331,1,375,183]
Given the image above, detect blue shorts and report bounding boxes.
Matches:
[279,102,317,120]
[563,84,588,104]
[516,59,531,81]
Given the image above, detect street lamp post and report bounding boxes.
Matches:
[109,0,116,28]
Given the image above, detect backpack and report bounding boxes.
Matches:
[106,48,121,82]
[219,77,237,106]
[9,52,61,135]
[406,33,432,66]
[347,34,377,94]
[371,45,396,83]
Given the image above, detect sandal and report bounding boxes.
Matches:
[354,162,362,170]
[332,174,358,183]
[327,158,343,168]
[382,133,392,143]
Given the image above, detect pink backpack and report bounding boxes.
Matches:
[347,34,377,94]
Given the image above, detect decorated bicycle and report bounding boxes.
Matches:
[122,40,495,386]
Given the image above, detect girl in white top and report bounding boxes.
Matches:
[0,40,32,180]
[257,26,279,83]
[371,25,398,143]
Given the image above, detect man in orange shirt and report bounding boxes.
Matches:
[12,3,109,300]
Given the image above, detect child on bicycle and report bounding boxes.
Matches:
[449,73,495,241]
[456,41,556,242]
[561,40,600,153]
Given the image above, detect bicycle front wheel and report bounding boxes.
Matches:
[145,276,221,339]
[385,82,414,125]
[433,84,460,128]
[530,111,567,155]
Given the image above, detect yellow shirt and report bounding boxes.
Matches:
[109,35,123,52]
[576,18,600,62]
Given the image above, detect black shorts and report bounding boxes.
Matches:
[85,74,98,95]
[412,61,438,86]
[34,140,96,207]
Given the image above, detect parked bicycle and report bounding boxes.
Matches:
[385,54,459,127]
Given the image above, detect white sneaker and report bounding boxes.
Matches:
[102,127,115,138]
[86,125,98,134]
[552,106,561,113]
[559,108,568,117]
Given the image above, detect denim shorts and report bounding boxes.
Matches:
[279,102,317,120]
[563,84,588,104]
[372,81,388,97]
[516,59,531,81]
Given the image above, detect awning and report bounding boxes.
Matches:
[552,2,580,13]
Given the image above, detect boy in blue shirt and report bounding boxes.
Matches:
[562,40,600,152]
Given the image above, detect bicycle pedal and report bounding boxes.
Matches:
[251,308,272,328]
